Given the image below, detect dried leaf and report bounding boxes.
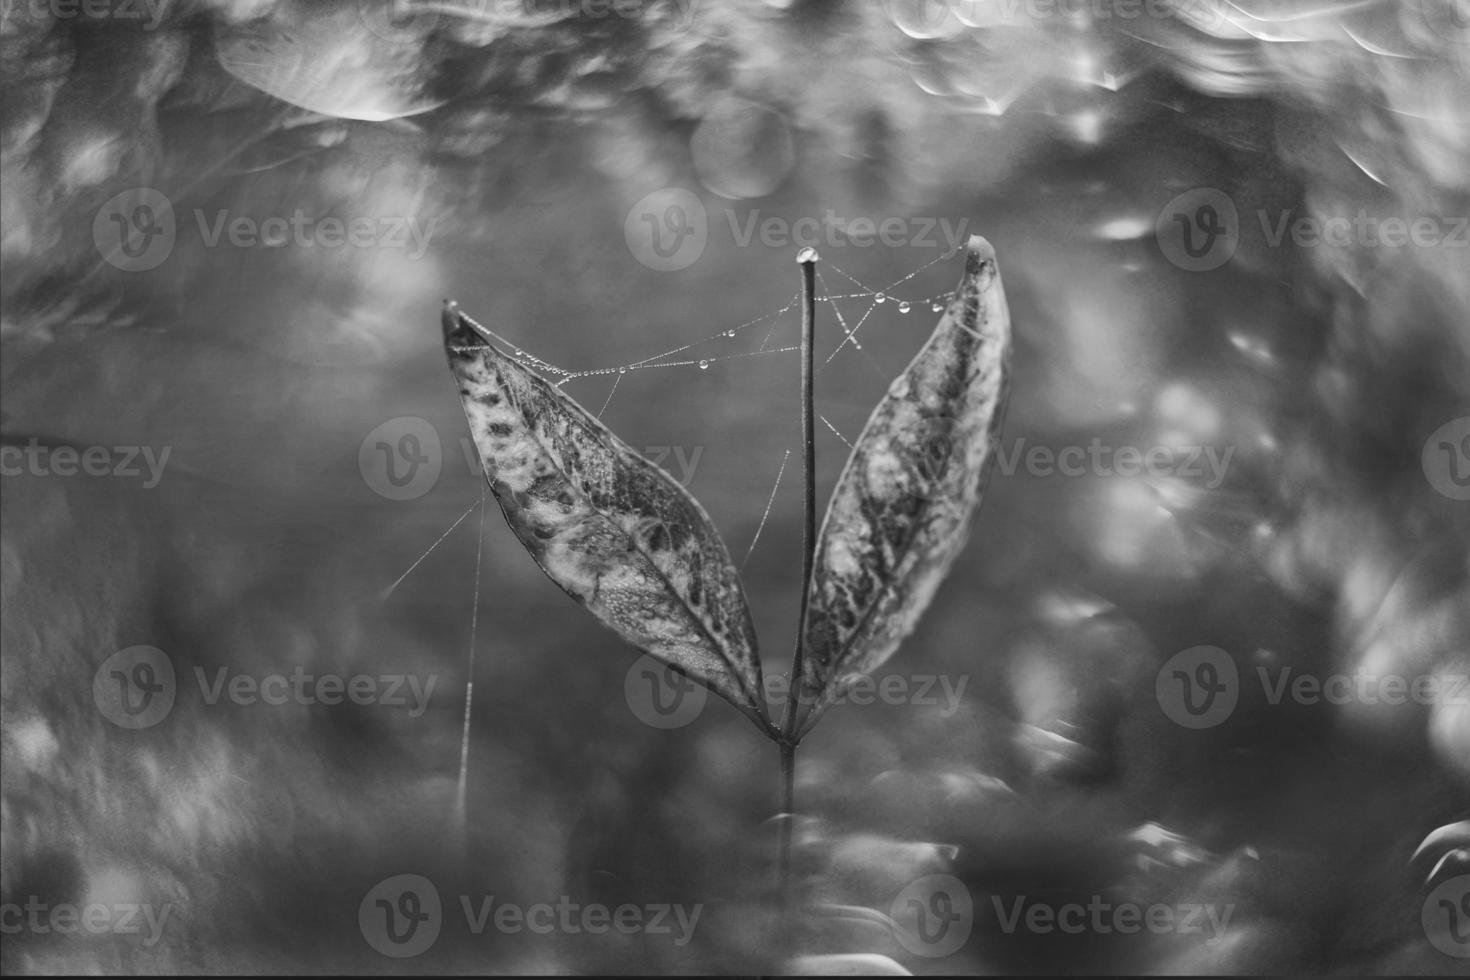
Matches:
[443,304,771,732]
[791,236,1012,740]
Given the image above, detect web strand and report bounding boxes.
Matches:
[455,493,487,830]
[742,449,791,570]
[379,491,486,600]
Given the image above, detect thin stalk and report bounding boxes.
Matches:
[775,247,819,944]
[784,248,819,740]
[778,739,795,896]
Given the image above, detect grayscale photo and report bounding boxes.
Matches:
[1,0,1468,974]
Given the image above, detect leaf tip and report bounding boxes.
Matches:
[441,299,465,340]
[963,234,996,271]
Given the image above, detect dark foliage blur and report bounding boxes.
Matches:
[1,0,1467,973]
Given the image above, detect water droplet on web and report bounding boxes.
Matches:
[931,301,944,313]
[898,301,911,314]
[852,342,862,350]
[796,246,819,264]
[874,293,887,304]
[698,359,710,370]
[618,365,628,374]
[725,329,736,338]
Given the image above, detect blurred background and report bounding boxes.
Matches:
[2,0,1468,973]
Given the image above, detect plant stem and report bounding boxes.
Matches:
[775,247,818,946]
[784,248,819,742]
[778,739,795,900]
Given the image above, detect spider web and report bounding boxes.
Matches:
[403,245,967,821]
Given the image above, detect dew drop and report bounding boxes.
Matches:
[698,359,710,370]
[874,292,887,304]
[931,301,944,313]
[898,301,911,314]
[796,246,820,264]
[619,365,629,375]
[725,329,736,338]
[852,342,862,351]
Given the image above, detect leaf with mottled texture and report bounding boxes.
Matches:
[790,236,1012,740]
[443,304,771,733]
